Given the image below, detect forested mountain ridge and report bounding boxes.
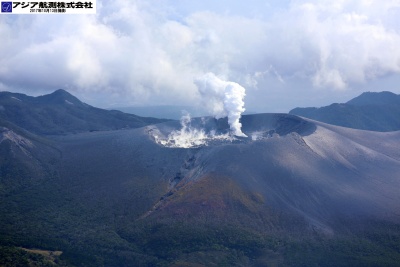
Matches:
[290,91,400,131]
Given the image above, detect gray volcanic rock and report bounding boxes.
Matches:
[144,114,399,232]
[1,112,399,265]
[53,113,400,232]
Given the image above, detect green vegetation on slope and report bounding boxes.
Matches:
[1,168,400,266]
[0,89,167,135]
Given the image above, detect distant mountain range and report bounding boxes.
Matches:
[115,105,257,120]
[115,105,206,120]
[0,89,167,135]
[290,91,400,131]
[1,89,400,266]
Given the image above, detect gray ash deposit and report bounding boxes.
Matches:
[149,113,316,148]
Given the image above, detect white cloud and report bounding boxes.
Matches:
[0,0,400,111]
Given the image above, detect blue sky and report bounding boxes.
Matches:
[1,0,400,112]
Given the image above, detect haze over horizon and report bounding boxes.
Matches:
[1,0,400,113]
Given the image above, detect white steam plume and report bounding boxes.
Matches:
[194,73,247,137]
[155,113,233,148]
[160,113,207,148]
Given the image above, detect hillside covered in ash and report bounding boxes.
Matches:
[0,90,400,266]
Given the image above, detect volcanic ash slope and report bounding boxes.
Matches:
[116,113,400,233]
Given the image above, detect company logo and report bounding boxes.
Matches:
[1,2,12,13]
[0,1,96,14]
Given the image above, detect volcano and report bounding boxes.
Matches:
[54,113,400,231]
[0,90,400,266]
